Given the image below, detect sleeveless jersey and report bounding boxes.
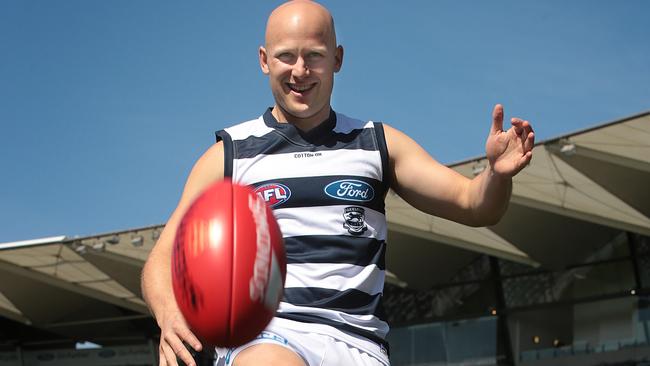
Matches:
[216,108,391,348]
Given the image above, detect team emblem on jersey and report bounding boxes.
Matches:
[324,179,375,202]
[254,183,291,207]
[343,206,367,235]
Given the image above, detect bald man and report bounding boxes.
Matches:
[141,1,534,365]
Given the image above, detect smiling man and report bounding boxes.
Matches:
[141,1,534,366]
[260,0,342,131]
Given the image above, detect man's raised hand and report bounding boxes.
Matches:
[485,104,535,178]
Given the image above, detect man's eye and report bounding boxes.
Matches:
[277,53,294,61]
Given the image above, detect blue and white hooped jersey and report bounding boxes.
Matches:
[216,108,391,348]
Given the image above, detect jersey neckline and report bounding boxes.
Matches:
[262,107,337,143]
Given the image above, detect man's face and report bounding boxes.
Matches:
[260,16,342,123]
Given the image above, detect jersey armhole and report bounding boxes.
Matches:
[215,130,233,178]
[372,122,391,192]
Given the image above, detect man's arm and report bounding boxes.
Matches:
[141,142,224,366]
[385,104,534,227]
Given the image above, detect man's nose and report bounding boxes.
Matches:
[292,56,310,78]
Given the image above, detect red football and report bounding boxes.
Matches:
[172,179,286,347]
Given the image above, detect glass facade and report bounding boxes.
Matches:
[518,296,650,363]
[388,317,497,366]
[384,233,650,366]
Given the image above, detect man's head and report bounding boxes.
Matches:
[259,0,343,126]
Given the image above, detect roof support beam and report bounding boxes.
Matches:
[90,250,146,267]
[550,144,650,173]
[388,223,538,267]
[0,306,32,325]
[0,236,66,251]
[510,195,650,237]
[44,314,151,329]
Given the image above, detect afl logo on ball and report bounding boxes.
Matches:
[248,194,284,311]
[255,183,291,207]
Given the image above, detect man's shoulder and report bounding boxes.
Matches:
[334,111,381,134]
[218,113,272,141]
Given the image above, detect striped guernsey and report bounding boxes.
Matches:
[216,108,391,348]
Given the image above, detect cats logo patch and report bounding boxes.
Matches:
[343,206,367,235]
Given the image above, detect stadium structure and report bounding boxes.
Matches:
[1,110,649,366]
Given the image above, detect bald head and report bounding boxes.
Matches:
[259,0,343,127]
[265,0,337,49]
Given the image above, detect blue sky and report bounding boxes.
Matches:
[1,0,648,242]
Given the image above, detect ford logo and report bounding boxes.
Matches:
[324,180,374,202]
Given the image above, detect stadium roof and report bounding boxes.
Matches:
[1,110,649,345]
[386,110,650,289]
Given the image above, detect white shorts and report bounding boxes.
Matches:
[215,317,390,366]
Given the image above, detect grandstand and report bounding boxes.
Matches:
[1,110,649,366]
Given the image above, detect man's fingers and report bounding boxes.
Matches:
[176,348,196,366]
[510,118,525,136]
[160,341,178,366]
[512,119,534,136]
[519,151,533,171]
[178,327,203,352]
[513,119,535,152]
[524,131,535,152]
[169,336,196,366]
[163,331,197,366]
[491,104,504,134]
[158,346,166,366]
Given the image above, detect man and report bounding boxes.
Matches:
[141,1,534,365]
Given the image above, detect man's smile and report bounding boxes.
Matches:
[286,82,316,94]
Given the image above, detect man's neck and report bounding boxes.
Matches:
[271,104,332,132]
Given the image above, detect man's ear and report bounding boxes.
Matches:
[259,46,270,75]
[334,45,344,73]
